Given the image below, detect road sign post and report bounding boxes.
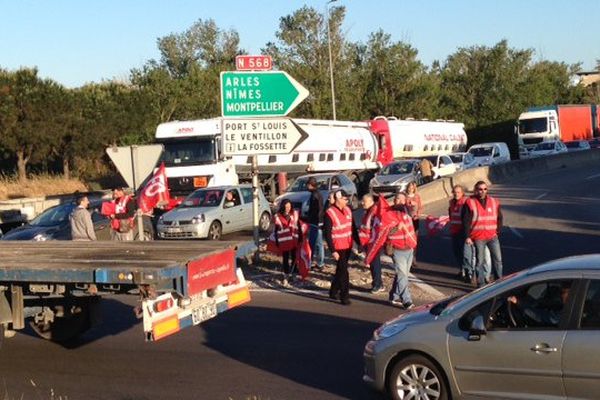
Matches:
[220,71,308,118]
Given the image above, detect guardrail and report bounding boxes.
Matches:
[419,149,600,206]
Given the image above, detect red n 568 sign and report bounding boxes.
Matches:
[235,55,272,71]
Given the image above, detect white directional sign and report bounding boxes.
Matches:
[222,118,308,156]
[106,144,164,189]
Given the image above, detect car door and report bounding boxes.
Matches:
[438,155,455,176]
[239,187,254,230]
[448,279,574,399]
[562,278,600,399]
[221,188,244,233]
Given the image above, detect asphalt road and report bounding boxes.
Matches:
[1,162,599,400]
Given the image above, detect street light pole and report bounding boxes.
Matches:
[326,0,337,120]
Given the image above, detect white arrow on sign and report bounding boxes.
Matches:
[221,118,308,156]
[106,144,164,189]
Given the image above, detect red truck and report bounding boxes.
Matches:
[517,104,600,146]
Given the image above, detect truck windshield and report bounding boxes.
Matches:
[181,189,224,208]
[468,147,493,157]
[519,118,547,134]
[159,138,216,166]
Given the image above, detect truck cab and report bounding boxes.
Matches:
[155,119,238,202]
[517,109,559,147]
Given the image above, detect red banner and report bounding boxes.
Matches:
[187,249,238,296]
[138,163,170,214]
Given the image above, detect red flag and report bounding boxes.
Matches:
[137,163,170,214]
[296,223,312,279]
[425,215,450,237]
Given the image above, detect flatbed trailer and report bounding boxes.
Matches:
[0,241,252,346]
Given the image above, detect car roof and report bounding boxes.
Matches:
[527,254,600,276]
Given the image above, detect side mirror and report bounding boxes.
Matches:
[468,315,487,341]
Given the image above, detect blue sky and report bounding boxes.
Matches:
[1,0,598,88]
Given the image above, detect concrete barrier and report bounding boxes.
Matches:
[422,149,600,206]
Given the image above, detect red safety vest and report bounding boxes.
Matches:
[466,196,499,241]
[358,205,379,247]
[387,210,418,250]
[448,197,467,236]
[326,205,353,251]
[111,195,135,231]
[274,210,300,252]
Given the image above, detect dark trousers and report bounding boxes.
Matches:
[282,250,296,275]
[451,233,465,269]
[330,249,351,301]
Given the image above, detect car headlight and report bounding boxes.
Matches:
[191,214,205,224]
[374,323,409,340]
[33,233,49,241]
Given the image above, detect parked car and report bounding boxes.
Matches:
[565,140,591,152]
[157,185,271,240]
[369,160,422,194]
[519,145,532,159]
[0,200,126,241]
[467,142,511,166]
[448,152,476,171]
[529,140,568,158]
[364,254,600,400]
[421,154,458,178]
[273,173,358,217]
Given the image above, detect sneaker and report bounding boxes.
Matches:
[403,302,415,310]
[341,298,352,305]
[390,299,403,307]
[370,286,386,294]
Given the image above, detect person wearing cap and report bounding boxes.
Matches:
[462,181,503,287]
[110,187,136,241]
[323,189,358,305]
[305,177,325,270]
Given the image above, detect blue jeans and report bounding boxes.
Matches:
[369,249,383,289]
[452,233,473,278]
[474,236,503,286]
[390,248,414,305]
[308,224,324,268]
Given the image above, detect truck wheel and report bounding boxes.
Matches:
[30,306,91,343]
[387,355,448,400]
[259,212,271,232]
[207,221,222,240]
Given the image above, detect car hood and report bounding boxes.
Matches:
[373,173,414,185]
[1,224,61,240]
[161,206,216,222]
[381,302,439,328]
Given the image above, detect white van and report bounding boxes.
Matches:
[467,142,511,167]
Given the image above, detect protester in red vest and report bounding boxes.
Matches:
[273,199,302,286]
[358,194,384,294]
[110,187,135,241]
[448,185,474,283]
[387,193,418,309]
[324,189,358,305]
[462,181,503,287]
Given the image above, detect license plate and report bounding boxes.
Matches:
[167,227,182,233]
[191,302,217,325]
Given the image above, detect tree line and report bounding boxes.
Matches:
[0,6,598,182]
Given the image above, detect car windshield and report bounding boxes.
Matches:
[29,204,75,226]
[180,189,224,208]
[468,147,493,157]
[381,162,414,176]
[448,154,463,163]
[519,117,547,134]
[289,176,330,192]
[159,138,216,166]
[534,142,555,151]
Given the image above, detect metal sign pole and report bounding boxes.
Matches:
[252,156,260,254]
[131,146,144,241]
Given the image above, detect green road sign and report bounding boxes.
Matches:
[220,71,309,118]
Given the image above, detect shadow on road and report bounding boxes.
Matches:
[202,305,384,399]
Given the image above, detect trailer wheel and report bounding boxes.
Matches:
[30,306,91,343]
[207,221,222,240]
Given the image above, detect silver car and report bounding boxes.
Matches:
[157,185,271,240]
[364,255,600,400]
[369,160,422,194]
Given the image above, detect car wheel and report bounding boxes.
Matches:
[387,355,448,400]
[207,221,222,240]
[259,212,271,232]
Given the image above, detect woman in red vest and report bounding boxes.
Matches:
[273,199,301,286]
[448,184,474,283]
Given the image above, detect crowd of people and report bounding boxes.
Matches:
[271,177,504,307]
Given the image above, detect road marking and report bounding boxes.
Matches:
[509,226,524,239]
[534,192,548,200]
[585,173,600,180]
